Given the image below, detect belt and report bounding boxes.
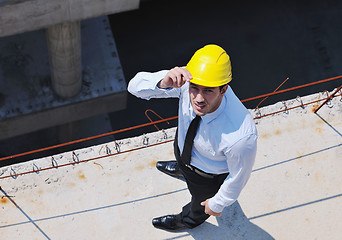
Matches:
[185,164,216,179]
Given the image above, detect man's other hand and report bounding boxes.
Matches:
[201,199,222,217]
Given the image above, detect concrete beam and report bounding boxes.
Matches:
[0,91,126,140]
[0,0,140,37]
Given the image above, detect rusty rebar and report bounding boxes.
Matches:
[314,85,342,113]
[0,139,174,180]
[242,75,342,103]
[255,77,289,109]
[0,75,341,164]
[145,109,170,131]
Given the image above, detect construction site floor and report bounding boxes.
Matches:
[0,90,341,240]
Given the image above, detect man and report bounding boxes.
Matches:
[128,44,257,231]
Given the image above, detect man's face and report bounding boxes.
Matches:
[189,83,228,116]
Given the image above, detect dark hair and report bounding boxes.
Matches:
[219,84,228,92]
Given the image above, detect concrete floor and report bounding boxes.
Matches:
[0,90,341,239]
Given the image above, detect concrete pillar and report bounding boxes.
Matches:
[46,21,82,98]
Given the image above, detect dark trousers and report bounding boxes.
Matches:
[174,134,229,228]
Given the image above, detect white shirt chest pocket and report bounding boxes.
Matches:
[194,141,225,160]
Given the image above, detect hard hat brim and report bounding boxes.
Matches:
[189,76,232,87]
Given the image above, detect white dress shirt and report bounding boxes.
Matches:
[128,70,258,213]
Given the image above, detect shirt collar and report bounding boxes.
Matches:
[200,95,227,124]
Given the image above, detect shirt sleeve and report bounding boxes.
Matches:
[127,70,181,100]
[208,134,258,213]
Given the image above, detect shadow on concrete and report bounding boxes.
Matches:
[248,193,342,221]
[315,113,342,137]
[165,201,274,240]
[0,187,51,239]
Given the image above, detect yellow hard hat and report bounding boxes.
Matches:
[186,44,232,87]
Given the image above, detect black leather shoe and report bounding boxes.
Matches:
[152,215,186,231]
[156,161,183,178]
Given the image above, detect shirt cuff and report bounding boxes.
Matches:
[208,198,225,213]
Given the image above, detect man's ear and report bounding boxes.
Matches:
[220,85,228,95]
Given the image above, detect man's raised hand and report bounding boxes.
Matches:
[158,67,192,89]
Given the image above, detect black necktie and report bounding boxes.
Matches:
[181,115,201,166]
